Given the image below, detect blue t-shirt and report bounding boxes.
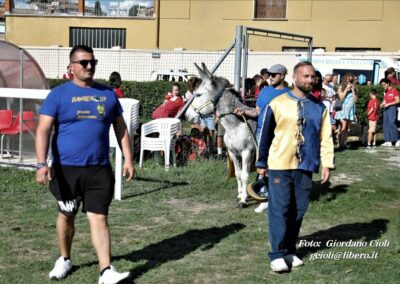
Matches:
[40,82,123,166]
[256,86,290,134]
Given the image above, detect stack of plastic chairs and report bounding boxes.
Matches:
[139,118,181,171]
[109,98,140,200]
[1,111,35,159]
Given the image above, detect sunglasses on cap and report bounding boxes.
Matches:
[71,59,98,68]
[269,73,281,78]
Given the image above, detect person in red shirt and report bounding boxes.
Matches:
[109,71,125,98]
[152,83,184,119]
[380,78,400,146]
[366,90,379,147]
[62,65,73,80]
[311,71,323,101]
[385,67,399,86]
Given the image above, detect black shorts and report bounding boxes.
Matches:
[50,165,115,216]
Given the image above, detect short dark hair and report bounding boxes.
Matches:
[69,45,94,61]
[293,61,314,73]
[109,71,122,88]
[380,78,391,85]
[260,68,268,75]
[187,77,201,93]
[370,89,377,96]
[172,82,181,90]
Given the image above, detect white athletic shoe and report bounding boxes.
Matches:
[254,202,269,213]
[381,142,392,147]
[284,254,304,268]
[98,265,130,284]
[49,256,72,280]
[395,140,400,147]
[270,258,289,272]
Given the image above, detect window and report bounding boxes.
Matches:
[254,0,287,19]
[335,47,381,52]
[69,27,126,48]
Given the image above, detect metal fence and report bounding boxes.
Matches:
[24,46,236,82]
[240,26,313,94]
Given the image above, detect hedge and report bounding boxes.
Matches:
[48,79,187,121]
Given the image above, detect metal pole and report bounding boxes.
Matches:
[308,37,313,62]
[210,39,235,75]
[234,25,243,92]
[241,27,248,98]
[18,49,24,163]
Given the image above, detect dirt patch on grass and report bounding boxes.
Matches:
[381,155,400,168]
[330,173,362,185]
[164,199,227,214]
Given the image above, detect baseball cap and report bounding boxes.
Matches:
[268,64,287,75]
[260,68,268,75]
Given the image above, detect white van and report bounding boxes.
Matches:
[150,69,195,82]
[299,53,400,84]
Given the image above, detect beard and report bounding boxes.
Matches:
[296,83,313,94]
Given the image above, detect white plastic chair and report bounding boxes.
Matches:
[139,118,181,171]
[109,98,140,200]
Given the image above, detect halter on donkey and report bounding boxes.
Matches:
[186,63,257,207]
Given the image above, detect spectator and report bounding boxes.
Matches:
[322,74,336,98]
[331,73,339,90]
[334,73,358,148]
[253,74,264,98]
[311,71,323,101]
[184,76,201,102]
[152,83,184,119]
[256,61,334,273]
[184,77,202,129]
[109,71,125,98]
[380,78,400,146]
[260,68,270,88]
[62,65,73,80]
[385,67,399,86]
[366,78,372,86]
[366,90,380,148]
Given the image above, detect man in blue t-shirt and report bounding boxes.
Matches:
[36,45,134,283]
[234,64,290,213]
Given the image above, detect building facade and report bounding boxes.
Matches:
[4,0,400,52]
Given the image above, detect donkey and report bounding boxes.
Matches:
[185,63,257,207]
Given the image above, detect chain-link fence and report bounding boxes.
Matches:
[243,27,312,85]
[24,46,236,82]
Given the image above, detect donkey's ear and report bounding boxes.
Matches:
[194,63,209,81]
[201,63,212,78]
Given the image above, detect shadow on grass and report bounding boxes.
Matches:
[123,176,189,199]
[297,219,389,257]
[309,181,348,202]
[76,223,245,282]
[121,223,246,279]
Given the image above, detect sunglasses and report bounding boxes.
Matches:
[71,59,98,68]
[269,73,280,78]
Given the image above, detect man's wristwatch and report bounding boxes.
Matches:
[36,162,48,170]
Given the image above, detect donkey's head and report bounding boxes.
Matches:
[185,63,230,123]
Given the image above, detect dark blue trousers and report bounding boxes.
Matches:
[267,169,312,261]
[383,105,399,143]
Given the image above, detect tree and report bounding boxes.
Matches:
[129,5,138,17]
[94,0,102,16]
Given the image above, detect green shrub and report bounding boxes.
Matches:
[47,79,188,121]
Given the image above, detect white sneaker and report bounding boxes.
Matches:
[98,265,130,284]
[254,202,269,213]
[49,256,72,280]
[270,258,289,272]
[284,254,304,268]
[381,142,392,147]
[395,140,400,147]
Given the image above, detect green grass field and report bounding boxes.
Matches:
[0,146,399,283]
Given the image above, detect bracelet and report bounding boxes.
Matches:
[36,162,48,170]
